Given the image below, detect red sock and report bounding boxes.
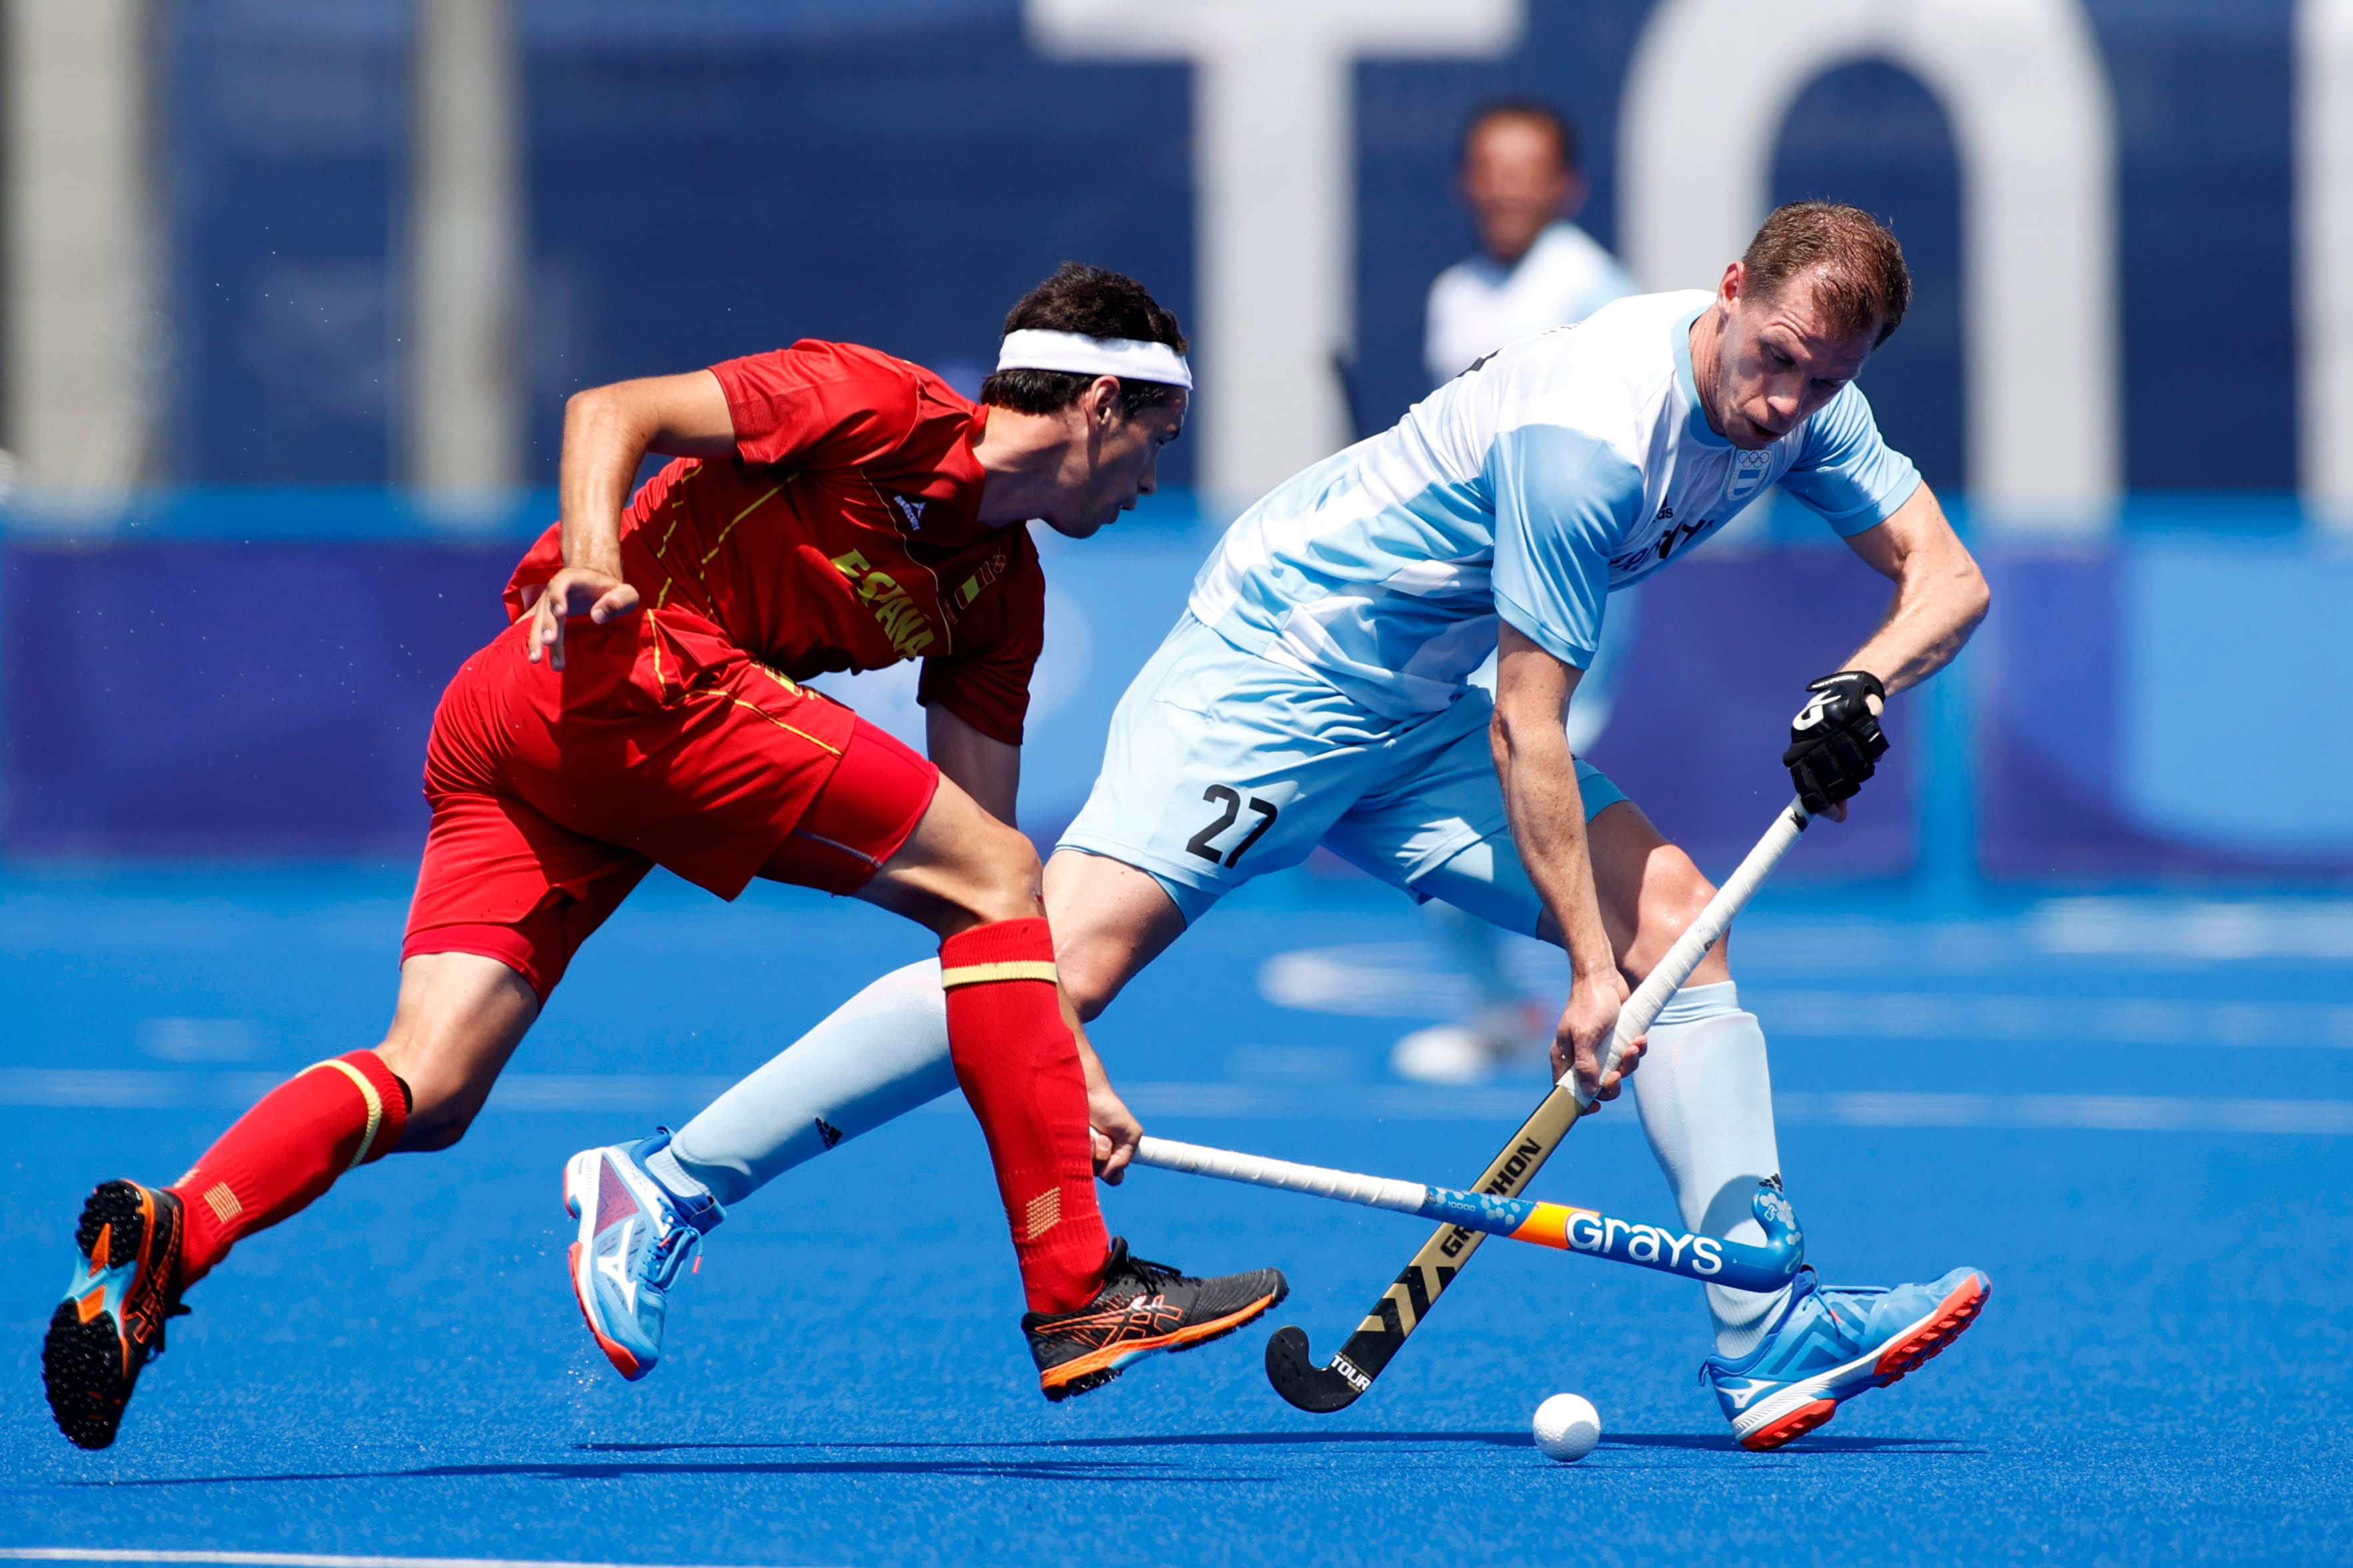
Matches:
[939,917,1111,1315]
[169,1050,409,1284]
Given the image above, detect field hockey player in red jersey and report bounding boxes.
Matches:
[41,263,1286,1449]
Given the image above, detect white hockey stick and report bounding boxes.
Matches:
[1133,1133,1802,1291]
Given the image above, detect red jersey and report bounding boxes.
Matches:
[505,341,1044,745]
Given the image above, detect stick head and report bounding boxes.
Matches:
[1264,1326,1372,1413]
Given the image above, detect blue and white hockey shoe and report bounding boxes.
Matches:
[1700,1265,1990,1450]
[563,1131,723,1381]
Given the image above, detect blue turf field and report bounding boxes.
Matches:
[1,863,2349,1565]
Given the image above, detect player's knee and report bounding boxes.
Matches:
[374,1034,498,1152]
[1660,848,1716,922]
[955,819,1044,929]
[396,1099,478,1153]
[1051,943,1123,1023]
[1654,849,1717,940]
[1629,846,1724,980]
[373,1056,483,1151]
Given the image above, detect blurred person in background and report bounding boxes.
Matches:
[1424,101,1636,387]
[1400,101,1639,1085]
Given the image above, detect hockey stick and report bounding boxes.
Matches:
[1262,799,1812,1411]
[1134,1136,1802,1292]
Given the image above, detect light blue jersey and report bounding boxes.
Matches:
[1188,290,1922,718]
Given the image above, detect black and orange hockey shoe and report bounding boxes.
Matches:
[43,1181,189,1449]
[1024,1237,1286,1402]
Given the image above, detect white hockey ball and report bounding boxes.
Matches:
[1532,1392,1601,1463]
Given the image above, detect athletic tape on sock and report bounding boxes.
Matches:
[939,959,1058,988]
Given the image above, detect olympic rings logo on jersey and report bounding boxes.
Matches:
[1729,447,1773,501]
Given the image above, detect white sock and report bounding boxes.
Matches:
[669,959,955,1206]
[643,1143,710,1203]
[1630,980,1793,1360]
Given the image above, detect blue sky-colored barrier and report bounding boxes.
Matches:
[4,490,2348,886]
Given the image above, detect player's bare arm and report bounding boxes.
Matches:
[1685,237,1989,825]
[925,704,1144,1181]
[926,705,1021,825]
[1834,483,1990,696]
[1781,484,1990,820]
[529,369,737,669]
[1490,625,1642,1100]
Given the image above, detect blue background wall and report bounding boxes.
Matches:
[14,509,2353,885]
[162,0,2300,495]
[11,0,2342,885]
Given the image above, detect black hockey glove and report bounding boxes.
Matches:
[1782,670,1888,815]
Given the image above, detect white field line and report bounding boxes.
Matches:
[7,897,2346,959]
[1768,1091,2353,1135]
[4,1072,2348,1134]
[2028,898,2353,960]
[1115,1083,2353,1134]
[0,1553,809,1568]
[1258,944,2353,1045]
[1120,1081,1547,1121]
[0,1071,737,1113]
[1737,991,2353,1048]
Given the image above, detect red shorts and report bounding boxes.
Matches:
[401,612,939,1002]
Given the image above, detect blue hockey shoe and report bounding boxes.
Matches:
[1700,1265,1990,1450]
[563,1131,723,1381]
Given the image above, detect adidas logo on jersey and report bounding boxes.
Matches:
[891,495,927,530]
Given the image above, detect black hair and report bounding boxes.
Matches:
[1458,99,1582,177]
[978,263,1189,417]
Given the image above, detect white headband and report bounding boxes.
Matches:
[995,329,1192,391]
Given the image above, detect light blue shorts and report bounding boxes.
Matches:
[1057,613,1629,929]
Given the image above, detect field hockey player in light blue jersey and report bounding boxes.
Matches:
[571,201,1998,1449]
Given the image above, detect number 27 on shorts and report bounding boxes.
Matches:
[1185,785,1280,869]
